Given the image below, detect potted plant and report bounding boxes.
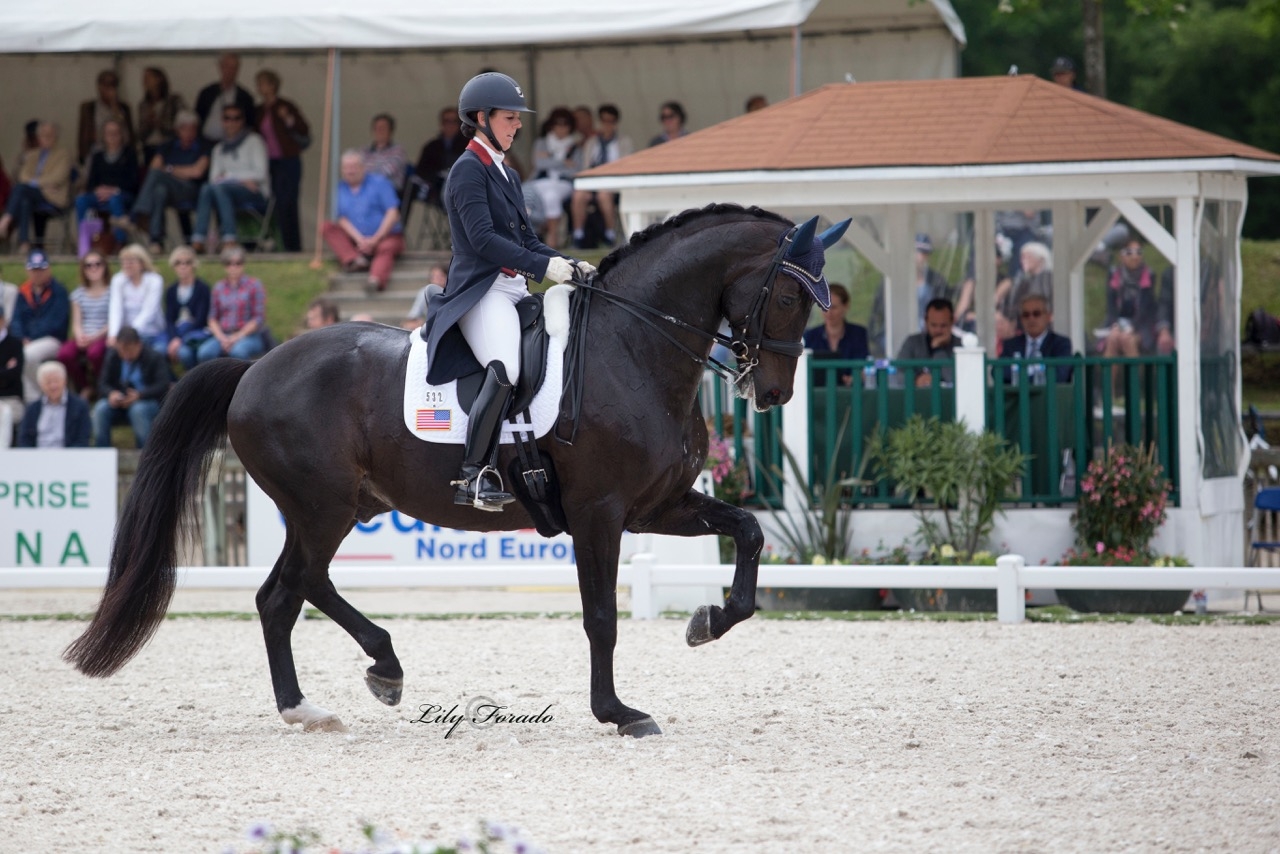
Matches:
[1056,443,1191,614]
[869,416,1026,612]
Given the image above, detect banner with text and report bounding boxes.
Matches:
[0,449,118,567]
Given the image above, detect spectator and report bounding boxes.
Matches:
[10,250,69,403]
[0,303,23,447]
[1102,237,1164,358]
[17,361,90,448]
[365,113,408,191]
[130,110,209,254]
[160,246,212,369]
[74,119,140,246]
[1050,56,1082,91]
[136,66,187,164]
[995,241,1053,343]
[0,122,73,254]
[195,53,256,145]
[57,252,112,395]
[323,151,404,291]
[571,104,633,249]
[744,94,768,113]
[305,297,339,330]
[92,325,168,449]
[529,107,580,249]
[254,69,310,252]
[649,101,687,147]
[896,297,961,387]
[1001,293,1073,384]
[402,264,448,329]
[197,246,266,362]
[191,105,269,255]
[107,244,166,346]
[573,106,595,143]
[802,283,869,387]
[77,69,135,165]
[415,107,465,207]
[912,233,953,330]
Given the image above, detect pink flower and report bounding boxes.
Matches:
[1096,541,1105,554]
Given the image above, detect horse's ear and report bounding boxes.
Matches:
[787,216,819,257]
[819,218,852,250]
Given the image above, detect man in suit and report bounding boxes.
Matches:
[896,297,962,387]
[92,325,170,448]
[17,361,91,448]
[195,53,257,145]
[1001,293,1073,384]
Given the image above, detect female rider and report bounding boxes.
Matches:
[421,72,593,511]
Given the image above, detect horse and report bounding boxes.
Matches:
[64,203,850,738]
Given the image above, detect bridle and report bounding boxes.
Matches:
[556,224,811,444]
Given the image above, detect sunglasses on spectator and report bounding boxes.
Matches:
[84,260,104,268]
[1021,309,1046,318]
[1121,248,1142,257]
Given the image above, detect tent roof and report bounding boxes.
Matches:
[0,0,958,53]
[581,76,1280,181]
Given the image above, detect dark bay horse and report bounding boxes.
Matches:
[65,204,847,737]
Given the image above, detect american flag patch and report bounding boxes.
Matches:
[416,408,451,431]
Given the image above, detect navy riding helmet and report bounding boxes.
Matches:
[458,72,535,150]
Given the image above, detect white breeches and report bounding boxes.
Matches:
[457,276,528,382]
[529,177,573,220]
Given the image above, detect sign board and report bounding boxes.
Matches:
[0,449,118,567]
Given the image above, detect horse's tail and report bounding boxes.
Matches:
[64,359,253,677]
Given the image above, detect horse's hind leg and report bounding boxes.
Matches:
[296,577,404,707]
[633,490,762,646]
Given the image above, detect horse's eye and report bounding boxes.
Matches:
[779,295,797,308]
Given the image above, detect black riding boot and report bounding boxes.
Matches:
[452,361,516,511]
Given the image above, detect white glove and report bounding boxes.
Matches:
[544,256,575,284]
[575,260,597,276]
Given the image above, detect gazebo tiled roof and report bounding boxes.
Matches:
[581,76,1280,178]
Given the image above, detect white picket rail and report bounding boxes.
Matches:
[3,556,1279,624]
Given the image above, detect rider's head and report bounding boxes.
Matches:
[458,72,534,153]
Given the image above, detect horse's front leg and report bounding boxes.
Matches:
[571,514,662,738]
[633,489,762,647]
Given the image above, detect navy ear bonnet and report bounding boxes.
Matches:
[777,217,852,311]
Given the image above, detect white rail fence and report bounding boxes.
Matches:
[4,556,1280,624]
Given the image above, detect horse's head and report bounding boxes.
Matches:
[724,215,851,410]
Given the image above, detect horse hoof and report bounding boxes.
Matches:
[304,714,350,734]
[365,672,403,707]
[686,605,716,647]
[281,699,350,733]
[617,716,662,738]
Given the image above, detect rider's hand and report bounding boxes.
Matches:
[544,256,575,284]
[574,260,597,277]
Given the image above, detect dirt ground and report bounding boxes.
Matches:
[2,588,1278,852]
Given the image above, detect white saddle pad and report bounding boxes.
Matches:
[402,284,573,445]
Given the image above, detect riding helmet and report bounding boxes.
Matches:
[458,72,535,130]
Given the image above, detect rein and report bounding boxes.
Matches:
[555,225,806,445]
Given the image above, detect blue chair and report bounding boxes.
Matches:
[1247,487,1280,610]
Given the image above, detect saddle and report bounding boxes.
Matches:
[424,284,550,418]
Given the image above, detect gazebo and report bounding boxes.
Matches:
[577,76,1280,566]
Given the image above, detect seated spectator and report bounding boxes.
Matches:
[108,244,166,347]
[0,122,73,254]
[995,241,1053,343]
[570,104,633,249]
[745,94,768,113]
[323,151,404,291]
[131,110,210,254]
[57,252,112,395]
[912,233,953,330]
[18,361,90,448]
[802,283,869,387]
[191,105,269,255]
[1000,294,1073,384]
[92,325,169,449]
[136,66,186,164]
[365,113,408,192]
[255,69,310,252]
[74,119,140,246]
[161,246,212,369]
[649,101,688,147]
[0,303,24,447]
[305,297,340,330]
[402,264,449,329]
[896,297,961,387]
[195,53,256,145]
[414,108,465,206]
[573,106,595,143]
[528,107,580,249]
[197,246,266,362]
[77,69,135,165]
[10,250,70,403]
[1103,237,1163,355]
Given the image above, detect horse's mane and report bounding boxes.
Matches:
[597,203,791,277]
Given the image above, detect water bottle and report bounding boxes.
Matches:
[1193,590,1208,615]
[862,358,877,390]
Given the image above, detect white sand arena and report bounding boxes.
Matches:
[2,588,1278,852]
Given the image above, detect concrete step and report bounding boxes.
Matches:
[329,268,436,295]
[326,290,418,320]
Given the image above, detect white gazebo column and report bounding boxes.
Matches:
[973,209,996,353]
[1050,201,1079,347]
[1064,202,1121,349]
[1173,193,1202,561]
